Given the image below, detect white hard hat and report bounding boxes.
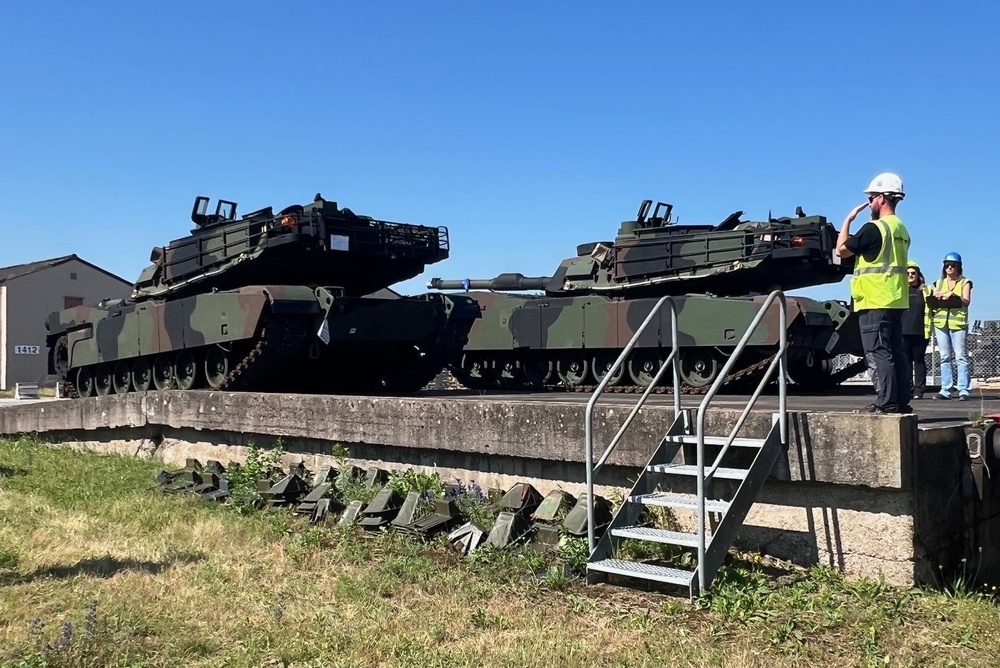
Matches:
[863,172,905,199]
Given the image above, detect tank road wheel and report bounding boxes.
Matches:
[131,358,152,392]
[111,361,132,394]
[679,349,720,389]
[556,353,590,388]
[76,366,95,398]
[498,359,521,388]
[628,351,664,388]
[152,355,175,391]
[453,354,497,390]
[522,358,553,388]
[173,350,199,391]
[592,352,625,387]
[51,336,70,381]
[787,354,835,391]
[94,364,113,396]
[204,347,229,390]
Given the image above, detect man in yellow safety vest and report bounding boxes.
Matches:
[836,172,912,414]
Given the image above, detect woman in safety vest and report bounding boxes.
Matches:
[902,261,932,399]
[928,252,974,400]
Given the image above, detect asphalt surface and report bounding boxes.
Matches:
[416,383,1000,427]
[3,385,998,427]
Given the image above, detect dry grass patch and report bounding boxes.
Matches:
[1,436,1000,667]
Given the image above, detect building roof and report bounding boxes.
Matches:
[0,254,131,286]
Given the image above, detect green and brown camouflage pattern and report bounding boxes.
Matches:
[427,199,863,392]
[434,291,855,391]
[429,199,854,298]
[133,193,450,301]
[45,194,478,398]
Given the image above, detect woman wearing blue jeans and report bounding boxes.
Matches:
[929,252,974,400]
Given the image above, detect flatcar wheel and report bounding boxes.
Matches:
[152,355,175,391]
[679,349,720,389]
[556,353,590,387]
[131,358,152,392]
[94,364,113,396]
[111,360,132,394]
[204,348,229,389]
[174,350,198,391]
[522,358,553,388]
[592,353,625,387]
[76,366,95,397]
[628,351,664,388]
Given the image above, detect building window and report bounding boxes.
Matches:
[70,272,78,280]
[64,296,84,308]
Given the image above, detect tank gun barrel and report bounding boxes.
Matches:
[428,273,551,292]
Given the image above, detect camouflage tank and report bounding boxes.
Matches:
[45,194,479,398]
[427,199,865,393]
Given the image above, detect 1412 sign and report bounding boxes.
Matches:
[14,345,40,355]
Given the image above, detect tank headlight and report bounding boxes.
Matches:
[792,236,805,247]
[280,215,297,229]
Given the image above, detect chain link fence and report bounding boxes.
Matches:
[831,319,1000,388]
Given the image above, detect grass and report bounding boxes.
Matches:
[2,437,1000,667]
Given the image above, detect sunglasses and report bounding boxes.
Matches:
[944,262,959,268]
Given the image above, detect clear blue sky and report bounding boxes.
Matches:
[2,1,998,318]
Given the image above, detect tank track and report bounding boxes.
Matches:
[566,352,779,396]
[444,352,778,396]
[376,298,478,393]
[215,314,311,392]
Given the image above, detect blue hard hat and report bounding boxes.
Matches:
[943,252,962,264]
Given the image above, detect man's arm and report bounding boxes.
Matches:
[836,202,871,258]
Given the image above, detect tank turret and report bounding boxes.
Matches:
[428,199,852,298]
[133,193,451,301]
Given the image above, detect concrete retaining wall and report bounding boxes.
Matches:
[0,391,977,588]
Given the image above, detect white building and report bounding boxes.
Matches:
[0,255,132,390]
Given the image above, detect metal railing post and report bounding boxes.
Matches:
[694,290,787,591]
[585,296,679,553]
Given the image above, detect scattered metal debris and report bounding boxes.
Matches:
[152,460,608,553]
[448,521,488,554]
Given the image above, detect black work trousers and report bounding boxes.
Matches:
[859,308,910,412]
[901,334,928,397]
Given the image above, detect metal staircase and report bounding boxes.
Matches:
[584,291,789,598]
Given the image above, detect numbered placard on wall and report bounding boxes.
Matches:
[14,345,40,355]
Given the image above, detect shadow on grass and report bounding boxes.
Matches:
[0,465,27,478]
[0,551,206,585]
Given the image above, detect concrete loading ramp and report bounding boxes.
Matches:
[1,390,997,590]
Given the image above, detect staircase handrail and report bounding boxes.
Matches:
[693,289,788,591]
[584,295,680,552]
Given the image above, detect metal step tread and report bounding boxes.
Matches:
[647,464,749,480]
[630,492,731,514]
[588,558,694,585]
[611,525,708,548]
[664,435,764,448]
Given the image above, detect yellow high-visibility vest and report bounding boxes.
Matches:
[921,285,932,339]
[932,277,970,330]
[850,215,910,310]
